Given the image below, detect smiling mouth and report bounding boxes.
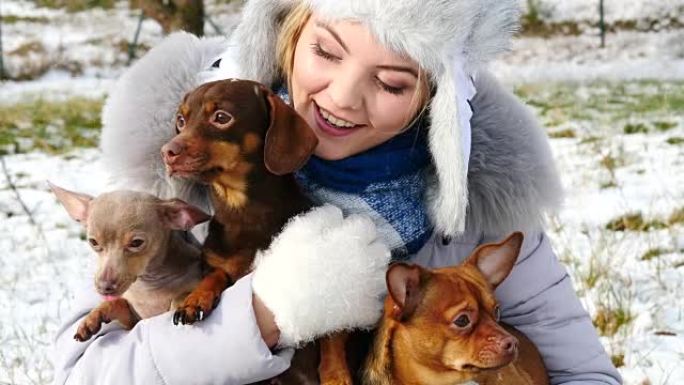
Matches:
[313,102,365,137]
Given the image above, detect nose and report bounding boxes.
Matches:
[97,279,118,295]
[498,335,518,355]
[161,140,185,163]
[328,74,363,111]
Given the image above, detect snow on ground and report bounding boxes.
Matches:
[1,0,683,384]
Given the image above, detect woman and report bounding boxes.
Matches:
[53,0,622,384]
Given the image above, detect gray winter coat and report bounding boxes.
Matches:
[52,69,621,385]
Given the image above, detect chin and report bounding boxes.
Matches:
[313,144,352,161]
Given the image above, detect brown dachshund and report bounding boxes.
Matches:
[161,79,352,385]
[161,79,318,324]
[364,232,549,385]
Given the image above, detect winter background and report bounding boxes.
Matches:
[0,0,683,384]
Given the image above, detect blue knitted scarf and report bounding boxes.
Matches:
[276,86,434,259]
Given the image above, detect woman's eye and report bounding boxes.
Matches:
[176,114,186,132]
[212,110,232,126]
[129,239,145,249]
[453,314,471,328]
[310,43,339,62]
[376,77,406,95]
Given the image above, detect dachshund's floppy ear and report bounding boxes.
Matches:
[263,91,318,175]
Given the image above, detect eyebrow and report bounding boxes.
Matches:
[315,21,418,78]
[315,21,349,54]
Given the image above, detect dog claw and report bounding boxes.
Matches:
[173,310,188,326]
[197,309,204,321]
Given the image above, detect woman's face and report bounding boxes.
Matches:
[290,14,424,160]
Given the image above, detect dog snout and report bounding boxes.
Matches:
[161,140,185,164]
[97,281,118,295]
[498,335,518,356]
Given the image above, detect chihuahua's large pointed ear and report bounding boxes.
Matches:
[157,198,211,231]
[263,91,318,175]
[386,262,426,321]
[466,232,524,288]
[48,181,93,224]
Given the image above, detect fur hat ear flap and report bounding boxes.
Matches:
[426,57,476,236]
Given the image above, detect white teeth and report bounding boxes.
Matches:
[319,107,356,128]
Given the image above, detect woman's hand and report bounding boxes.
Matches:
[252,204,391,347]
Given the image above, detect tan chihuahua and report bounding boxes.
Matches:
[49,182,211,341]
[364,232,548,385]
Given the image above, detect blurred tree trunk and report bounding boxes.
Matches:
[130,0,204,37]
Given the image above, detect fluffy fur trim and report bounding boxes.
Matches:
[100,32,226,213]
[252,205,391,347]
[232,0,519,83]
[465,72,563,236]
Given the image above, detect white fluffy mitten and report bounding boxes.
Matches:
[252,205,391,347]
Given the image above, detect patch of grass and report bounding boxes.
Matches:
[654,121,677,132]
[0,98,104,154]
[8,41,46,57]
[641,248,668,261]
[548,128,576,138]
[1,15,49,24]
[623,123,649,134]
[593,306,634,337]
[580,136,603,145]
[666,137,684,145]
[600,181,618,189]
[578,255,611,291]
[32,0,114,12]
[600,153,623,172]
[605,212,668,232]
[668,207,684,226]
[611,354,625,368]
[516,81,684,131]
[5,41,53,80]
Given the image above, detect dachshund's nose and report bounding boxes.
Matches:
[161,141,185,163]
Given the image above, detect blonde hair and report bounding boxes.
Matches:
[275,2,432,130]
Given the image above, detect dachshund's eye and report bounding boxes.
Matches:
[453,314,471,328]
[211,110,232,127]
[493,305,501,322]
[176,114,186,132]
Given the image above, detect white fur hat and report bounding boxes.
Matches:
[225,0,521,236]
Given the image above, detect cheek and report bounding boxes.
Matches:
[369,95,419,132]
[292,51,328,100]
[125,253,149,275]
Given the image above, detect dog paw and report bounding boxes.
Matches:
[173,290,220,325]
[74,309,110,342]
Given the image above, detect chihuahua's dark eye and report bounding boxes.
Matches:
[211,110,232,126]
[129,239,145,249]
[493,305,501,322]
[176,114,186,132]
[88,238,101,251]
[453,314,471,328]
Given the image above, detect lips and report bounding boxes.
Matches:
[313,102,364,138]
